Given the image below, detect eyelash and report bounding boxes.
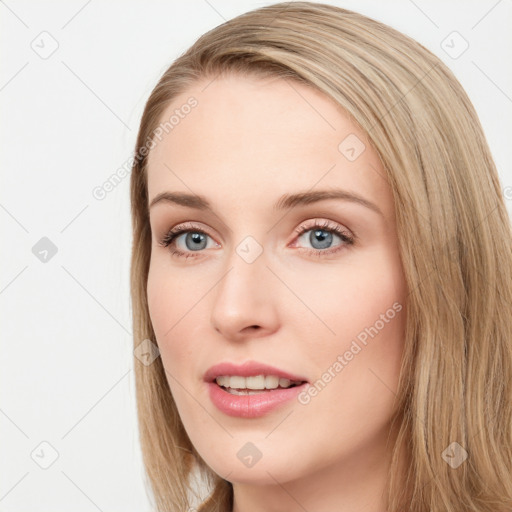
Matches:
[158,220,355,260]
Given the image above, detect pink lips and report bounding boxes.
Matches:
[204,360,308,418]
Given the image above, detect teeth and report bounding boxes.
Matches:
[215,375,302,390]
[226,388,267,396]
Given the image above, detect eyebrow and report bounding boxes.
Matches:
[149,189,383,217]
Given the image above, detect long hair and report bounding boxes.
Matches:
[129,3,512,511]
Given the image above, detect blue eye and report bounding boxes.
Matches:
[293,220,354,256]
[159,222,216,260]
[159,219,354,260]
[176,231,208,251]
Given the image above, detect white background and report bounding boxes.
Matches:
[1,1,511,510]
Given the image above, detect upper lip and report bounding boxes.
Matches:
[204,360,308,383]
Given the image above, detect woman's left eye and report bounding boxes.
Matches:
[158,219,355,260]
[292,220,355,256]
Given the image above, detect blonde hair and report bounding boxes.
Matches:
[129,3,512,511]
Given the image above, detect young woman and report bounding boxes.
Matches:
[129,2,512,511]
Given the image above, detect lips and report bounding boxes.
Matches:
[204,360,309,418]
[203,360,308,384]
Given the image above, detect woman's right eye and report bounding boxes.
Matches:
[159,224,218,260]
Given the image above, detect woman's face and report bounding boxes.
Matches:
[146,73,407,491]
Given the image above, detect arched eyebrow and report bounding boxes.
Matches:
[274,190,383,217]
[149,189,383,217]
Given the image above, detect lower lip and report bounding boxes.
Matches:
[207,382,308,418]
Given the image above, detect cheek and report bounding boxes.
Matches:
[146,266,195,374]
[146,266,216,449]
[288,248,406,346]
[288,248,407,403]
[285,260,406,467]
[147,267,170,342]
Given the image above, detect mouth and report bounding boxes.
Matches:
[204,361,309,418]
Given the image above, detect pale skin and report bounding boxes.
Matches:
[146,73,408,512]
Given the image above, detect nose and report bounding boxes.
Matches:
[210,244,279,342]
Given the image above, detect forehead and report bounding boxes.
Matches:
[146,73,392,219]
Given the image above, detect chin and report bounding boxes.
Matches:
[201,450,306,486]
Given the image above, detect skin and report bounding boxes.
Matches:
[146,73,408,512]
